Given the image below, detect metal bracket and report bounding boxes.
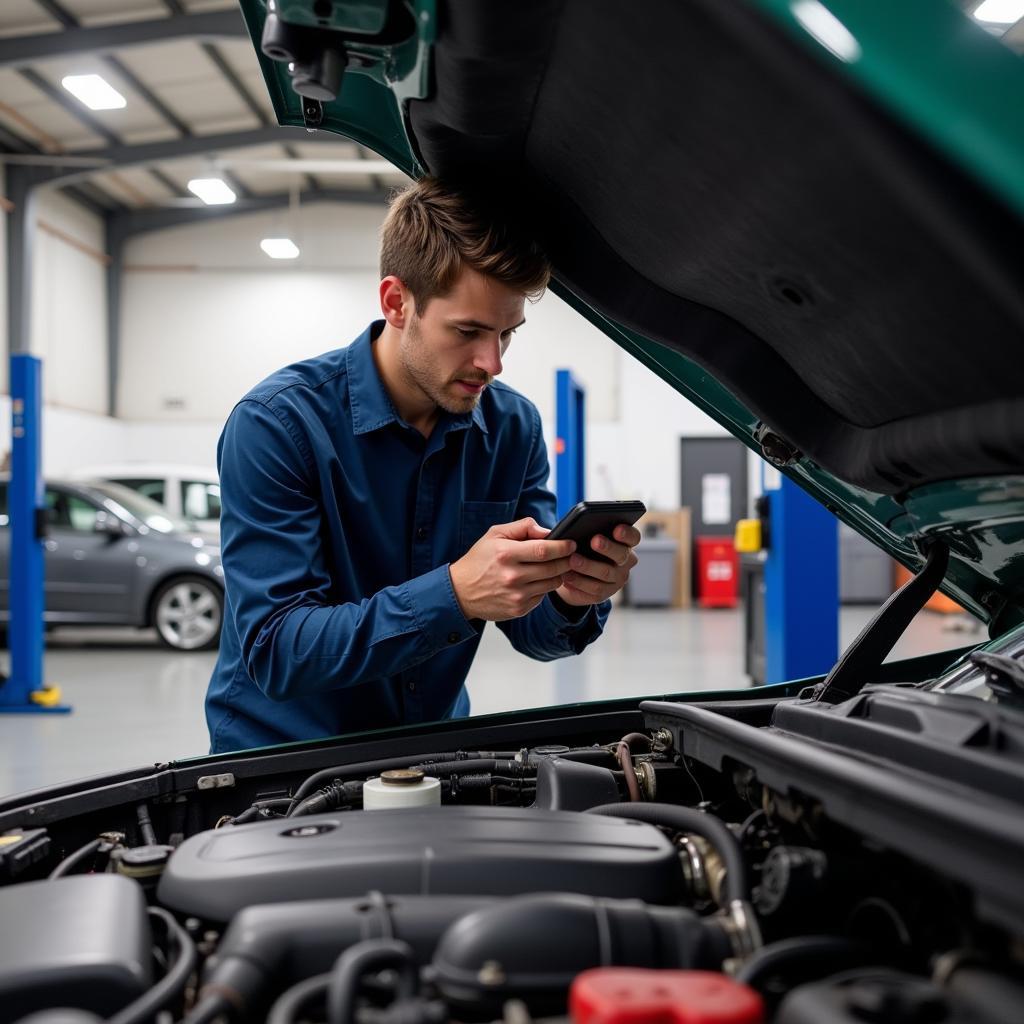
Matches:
[754,423,800,467]
[197,773,236,791]
[302,98,325,130]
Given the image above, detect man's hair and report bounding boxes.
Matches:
[380,177,551,307]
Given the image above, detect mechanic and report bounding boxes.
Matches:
[205,178,640,753]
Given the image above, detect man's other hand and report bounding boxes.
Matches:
[449,517,576,621]
[555,523,641,608]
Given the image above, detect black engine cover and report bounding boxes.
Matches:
[159,806,682,921]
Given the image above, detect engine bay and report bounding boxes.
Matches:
[2,695,1023,1024]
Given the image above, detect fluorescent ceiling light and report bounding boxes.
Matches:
[791,0,861,63]
[61,74,126,110]
[973,0,1024,24]
[187,177,237,205]
[260,237,300,260]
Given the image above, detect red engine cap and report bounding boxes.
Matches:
[569,969,764,1024]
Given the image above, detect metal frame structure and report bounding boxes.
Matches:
[0,9,245,68]
[2,0,392,413]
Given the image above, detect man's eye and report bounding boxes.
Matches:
[456,328,478,339]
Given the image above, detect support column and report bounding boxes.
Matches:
[106,215,125,417]
[2,169,69,712]
[2,355,69,712]
[6,165,38,358]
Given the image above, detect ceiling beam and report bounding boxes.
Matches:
[159,0,322,195]
[111,187,389,240]
[0,10,246,69]
[217,157,396,174]
[28,0,198,201]
[0,93,126,216]
[60,182,118,216]
[17,67,120,146]
[34,126,352,188]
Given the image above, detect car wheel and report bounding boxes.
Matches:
[152,576,223,652]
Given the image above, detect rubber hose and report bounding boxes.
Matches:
[107,907,197,1024]
[180,995,232,1024]
[48,838,103,879]
[587,802,748,903]
[288,752,517,813]
[616,742,642,802]
[267,973,332,1024]
[735,935,867,988]
[327,940,417,1024]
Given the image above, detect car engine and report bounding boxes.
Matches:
[1,704,1023,1024]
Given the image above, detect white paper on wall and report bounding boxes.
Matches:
[701,472,731,525]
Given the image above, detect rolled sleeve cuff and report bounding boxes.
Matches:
[402,564,476,654]
[537,593,609,653]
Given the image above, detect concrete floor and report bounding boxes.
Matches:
[0,605,981,799]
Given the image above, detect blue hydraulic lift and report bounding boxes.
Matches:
[554,369,586,519]
[760,465,839,683]
[554,369,587,707]
[0,354,69,714]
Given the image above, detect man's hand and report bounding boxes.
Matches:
[555,523,641,607]
[450,517,577,621]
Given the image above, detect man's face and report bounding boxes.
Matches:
[399,267,527,415]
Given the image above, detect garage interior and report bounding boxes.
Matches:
[0,0,1011,796]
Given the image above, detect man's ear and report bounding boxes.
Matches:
[379,276,412,328]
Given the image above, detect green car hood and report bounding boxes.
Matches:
[238,0,1024,633]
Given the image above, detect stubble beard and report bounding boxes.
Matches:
[401,315,483,415]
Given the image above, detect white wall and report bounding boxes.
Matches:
[0,395,126,477]
[2,181,114,470]
[30,190,109,415]
[118,202,621,426]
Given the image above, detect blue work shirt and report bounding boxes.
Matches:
[206,321,610,753]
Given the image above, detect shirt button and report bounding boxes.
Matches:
[447,632,460,644]
[416,526,428,540]
[408,681,416,692]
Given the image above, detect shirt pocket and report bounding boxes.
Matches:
[459,499,517,557]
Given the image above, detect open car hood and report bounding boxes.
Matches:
[238,0,1024,632]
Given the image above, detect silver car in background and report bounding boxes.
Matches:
[0,477,223,651]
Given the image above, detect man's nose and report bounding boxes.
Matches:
[474,337,503,378]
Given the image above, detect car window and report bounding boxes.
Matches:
[67,496,100,532]
[44,489,99,532]
[44,489,70,529]
[84,481,189,533]
[112,477,166,506]
[181,481,221,520]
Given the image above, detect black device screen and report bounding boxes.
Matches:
[547,500,647,564]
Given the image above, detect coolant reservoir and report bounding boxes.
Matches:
[363,769,441,810]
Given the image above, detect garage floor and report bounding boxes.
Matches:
[0,605,980,798]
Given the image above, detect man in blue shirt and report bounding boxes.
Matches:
[205,179,640,753]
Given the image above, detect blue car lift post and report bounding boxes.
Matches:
[554,369,586,519]
[554,369,586,705]
[762,466,839,684]
[0,354,69,714]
